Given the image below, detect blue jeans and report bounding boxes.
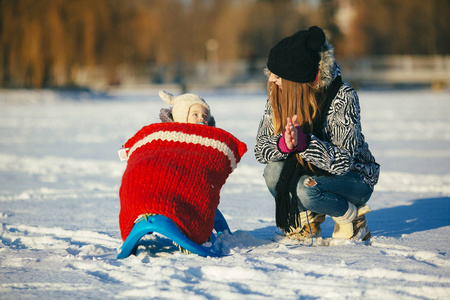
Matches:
[263,161,373,218]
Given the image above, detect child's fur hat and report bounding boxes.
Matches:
[159,90,214,125]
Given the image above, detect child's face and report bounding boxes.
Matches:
[187,104,210,125]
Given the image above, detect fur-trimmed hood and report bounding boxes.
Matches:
[318,40,339,89]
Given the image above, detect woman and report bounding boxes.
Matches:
[254,26,380,242]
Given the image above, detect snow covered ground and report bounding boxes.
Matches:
[0,87,449,299]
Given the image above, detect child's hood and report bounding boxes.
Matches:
[159,107,216,126]
[159,90,216,126]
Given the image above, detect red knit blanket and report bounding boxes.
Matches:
[119,123,247,244]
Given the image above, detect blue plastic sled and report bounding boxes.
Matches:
[117,209,230,259]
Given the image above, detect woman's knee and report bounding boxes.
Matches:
[263,161,285,197]
[296,176,320,209]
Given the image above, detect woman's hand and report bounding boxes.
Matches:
[281,115,309,152]
[284,115,300,150]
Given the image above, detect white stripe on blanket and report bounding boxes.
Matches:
[128,130,238,170]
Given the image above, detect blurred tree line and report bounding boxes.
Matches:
[1,0,449,88]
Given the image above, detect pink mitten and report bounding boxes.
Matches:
[294,126,308,152]
[278,133,291,153]
[278,127,309,153]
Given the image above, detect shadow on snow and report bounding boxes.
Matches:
[366,197,449,237]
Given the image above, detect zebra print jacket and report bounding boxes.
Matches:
[254,65,380,189]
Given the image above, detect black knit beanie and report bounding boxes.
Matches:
[267,26,326,83]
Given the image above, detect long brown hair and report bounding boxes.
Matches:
[268,77,326,174]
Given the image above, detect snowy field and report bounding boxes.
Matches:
[1,87,449,299]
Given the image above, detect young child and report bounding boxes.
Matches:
[118,90,247,256]
[158,90,216,126]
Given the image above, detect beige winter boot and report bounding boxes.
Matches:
[351,205,372,241]
[332,203,358,239]
[285,211,325,241]
[332,204,372,241]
